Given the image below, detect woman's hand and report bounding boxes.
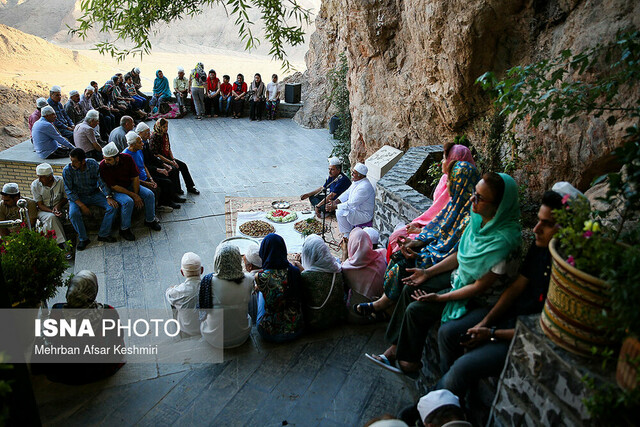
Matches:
[464,326,491,348]
[411,289,440,302]
[399,243,418,260]
[403,268,432,286]
[406,223,422,235]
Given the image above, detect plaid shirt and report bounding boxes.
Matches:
[62,158,110,202]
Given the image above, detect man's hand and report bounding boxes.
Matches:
[403,268,432,287]
[132,193,144,209]
[142,180,157,190]
[107,198,119,209]
[171,160,179,169]
[300,192,309,200]
[157,168,169,176]
[80,204,91,216]
[411,289,441,302]
[53,208,64,218]
[464,326,491,348]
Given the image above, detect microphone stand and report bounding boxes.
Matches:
[321,185,328,242]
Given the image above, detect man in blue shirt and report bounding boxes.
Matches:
[300,156,351,217]
[63,148,119,250]
[32,106,75,159]
[47,85,76,142]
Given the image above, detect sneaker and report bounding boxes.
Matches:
[119,228,136,241]
[77,239,91,251]
[145,219,162,231]
[173,196,187,203]
[157,205,174,213]
[97,235,117,243]
[187,187,200,195]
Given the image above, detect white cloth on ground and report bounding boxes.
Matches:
[166,276,202,336]
[336,177,375,236]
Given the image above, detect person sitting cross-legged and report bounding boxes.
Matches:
[73,110,104,161]
[166,252,204,337]
[63,148,118,250]
[98,142,161,242]
[300,156,351,217]
[32,106,75,159]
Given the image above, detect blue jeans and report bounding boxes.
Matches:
[150,94,170,106]
[219,96,231,114]
[68,192,117,241]
[111,185,155,229]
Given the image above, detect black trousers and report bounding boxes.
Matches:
[232,98,245,116]
[175,158,195,190]
[249,99,265,120]
[98,110,115,140]
[149,173,177,206]
[205,95,220,116]
[47,146,73,159]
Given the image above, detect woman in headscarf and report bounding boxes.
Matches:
[254,233,304,342]
[249,73,266,121]
[205,69,221,117]
[150,118,199,195]
[354,145,480,319]
[43,271,125,384]
[342,227,388,309]
[293,234,346,331]
[366,173,522,377]
[110,74,144,119]
[199,244,255,348]
[189,63,207,119]
[231,73,248,119]
[151,70,172,113]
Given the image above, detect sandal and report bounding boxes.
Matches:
[365,354,419,379]
[353,303,390,322]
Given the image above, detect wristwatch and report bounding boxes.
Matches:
[490,327,497,342]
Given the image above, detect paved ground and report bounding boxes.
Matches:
[31,116,417,426]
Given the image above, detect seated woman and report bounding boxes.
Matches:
[199,244,255,348]
[342,227,388,311]
[293,234,346,331]
[354,147,479,318]
[231,74,248,119]
[205,69,221,117]
[255,233,304,343]
[365,172,522,377]
[44,270,125,385]
[151,70,172,112]
[150,118,199,195]
[249,73,266,121]
[111,75,146,120]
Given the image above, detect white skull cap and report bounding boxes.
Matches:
[126,131,140,146]
[181,252,202,272]
[41,105,55,116]
[134,67,141,74]
[1,183,19,195]
[36,97,48,108]
[69,90,79,96]
[417,390,461,424]
[245,244,262,268]
[102,141,119,157]
[135,122,150,133]
[50,85,61,93]
[36,163,53,176]
[177,66,185,72]
[328,156,342,166]
[363,227,379,245]
[353,163,368,176]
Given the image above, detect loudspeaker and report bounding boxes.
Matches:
[285,83,301,104]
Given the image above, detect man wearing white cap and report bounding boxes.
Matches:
[47,85,76,142]
[74,110,104,161]
[29,97,49,137]
[300,156,351,217]
[32,106,75,159]
[99,141,161,241]
[363,226,381,249]
[30,163,68,249]
[166,252,204,336]
[416,390,470,427]
[174,66,189,115]
[0,183,38,236]
[325,162,375,238]
[64,89,85,125]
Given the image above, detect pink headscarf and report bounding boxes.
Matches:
[342,228,387,299]
[386,145,475,260]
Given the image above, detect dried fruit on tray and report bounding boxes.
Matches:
[294,218,325,236]
[266,209,298,223]
[239,220,275,238]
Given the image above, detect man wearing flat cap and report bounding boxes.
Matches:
[30,163,68,249]
[0,183,38,236]
[99,141,161,241]
[300,156,351,217]
[47,85,76,142]
[74,110,104,161]
[32,106,75,159]
[325,162,375,238]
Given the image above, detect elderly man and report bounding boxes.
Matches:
[0,183,38,236]
[109,115,135,152]
[130,67,148,99]
[174,66,190,115]
[165,252,204,336]
[325,163,375,238]
[47,85,75,142]
[29,97,49,136]
[32,106,75,159]
[30,163,69,249]
[89,80,117,139]
[301,156,351,217]
[74,110,104,161]
[99,142,161,241]
[64,90,85,125]
[63,148,118,250]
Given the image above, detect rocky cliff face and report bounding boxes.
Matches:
[296,0,640,192]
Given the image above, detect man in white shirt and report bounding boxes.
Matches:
[326,162,376,238]
[30,163,68,247]
[165,252,203,337]
[265,74,280,120]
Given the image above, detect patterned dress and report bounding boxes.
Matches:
[255,269,304,337]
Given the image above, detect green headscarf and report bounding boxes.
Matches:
[441,173,522,323]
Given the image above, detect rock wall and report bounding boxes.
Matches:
[295,0,640,193]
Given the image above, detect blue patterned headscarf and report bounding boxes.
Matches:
[153,70,171,97]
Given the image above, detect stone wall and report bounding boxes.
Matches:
[374,145,443,244]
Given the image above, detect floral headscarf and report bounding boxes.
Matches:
[213,244,245,282]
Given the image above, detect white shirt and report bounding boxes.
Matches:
[200,273,254,348]
[266,82,278,101]
[337,177,375,226]
[31,176,65,209]
[166,276,201,336]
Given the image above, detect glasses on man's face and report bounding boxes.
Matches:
[473,190,492,204]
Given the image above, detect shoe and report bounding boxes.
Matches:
[145,219,162,231]
[167,202,181,209]
[176,189,185,195]
[157,205,174,213]
[173,196,187,203]
[97,235,117,243]
[77,239,90,251]
[119,228,136,241]
[187,187,200,195]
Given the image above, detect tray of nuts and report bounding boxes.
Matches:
[238,220,275,238]
[294,218,325,236]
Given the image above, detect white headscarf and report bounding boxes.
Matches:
[301,235,341,273]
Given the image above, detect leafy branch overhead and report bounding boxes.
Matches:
[69,0,312,70]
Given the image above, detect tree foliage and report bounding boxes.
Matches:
[70,0,311,70]
[326,53,351,174]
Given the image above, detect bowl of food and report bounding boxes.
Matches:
[294,218,325,236]
[239,220,275,238]
[266,209,298,223]
[271,201,291,210]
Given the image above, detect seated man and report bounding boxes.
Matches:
[300,156,351,217]
[109,115,134,153]
[47,85,76,142]
[63,148,118,250]
[435,190,562,398]
[64,90,85,125]
[165,252,203,337]
[325,163,375,238]
[29,97,49,138]
[99,142,161,241]
[0,183,37,236]
[174,66,189,115]
[130,67,148,100]
[30,163,69,254]
[32,106,75,159]
[73,110,104,161]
